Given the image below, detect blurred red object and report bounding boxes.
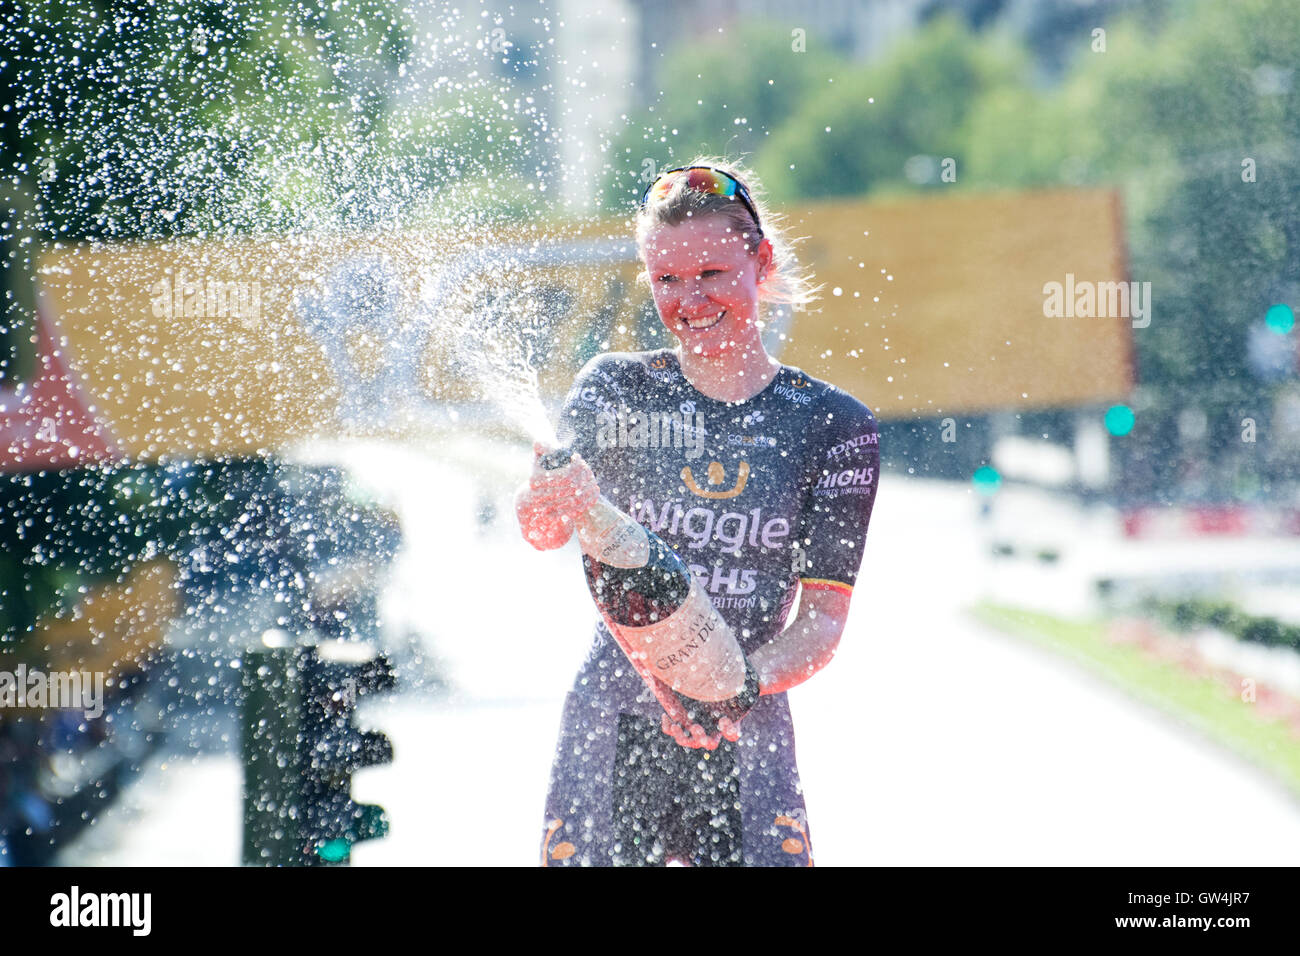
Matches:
[0,300,120,471]
[1123,505,1300,537]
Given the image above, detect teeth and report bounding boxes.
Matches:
[685,311,725,330]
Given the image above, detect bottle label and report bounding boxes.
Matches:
[616,580,746,701]
[578,499,650,568]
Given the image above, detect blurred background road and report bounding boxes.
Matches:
[52,446,1300,866]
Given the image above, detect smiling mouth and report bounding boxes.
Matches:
[682,310,726,331]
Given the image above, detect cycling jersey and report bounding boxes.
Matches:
[541,348,879,866]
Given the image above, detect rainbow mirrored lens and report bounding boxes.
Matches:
[640,165,762,232]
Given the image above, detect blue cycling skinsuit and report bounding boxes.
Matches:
[541,348,879,867]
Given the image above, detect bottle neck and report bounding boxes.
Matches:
[576,496,651,568]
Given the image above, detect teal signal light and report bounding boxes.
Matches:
[1105,405,1135,436]
[1265,303,1294,334]
[316,838,351,863]
[972,466,1001,495]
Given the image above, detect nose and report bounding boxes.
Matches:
[679,281,713,311]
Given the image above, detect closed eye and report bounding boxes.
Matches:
[656,270,724,283]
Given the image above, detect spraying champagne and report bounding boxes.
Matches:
[539,447,760,731]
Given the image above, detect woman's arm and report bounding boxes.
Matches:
[659,586,851,749]
[748,587,851,696]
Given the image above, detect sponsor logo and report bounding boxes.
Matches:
[813,466,875,496]
[681,460,750,499]
[541,819,576,866]
[647,355,676,383]
[729,410,777,449]
[575,386,617,417]
[774,811,813,866]
[773,382,813,405]
[709,595,758,610]
[688,564,758,595]
[826,431,879,459]
[595,404,705,459]
[628,495,791,551]
[688,564,764,610]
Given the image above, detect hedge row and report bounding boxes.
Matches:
[1140,597,1300,651]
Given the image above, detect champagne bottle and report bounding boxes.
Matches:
[540,448,759,723]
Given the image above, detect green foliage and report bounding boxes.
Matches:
[1145,596,1300,650]
[3,0,1298,393]
[1,0,559,238]
[1,0,555,385]
[764,16,1023,200]
[597,20,849,212]
[1066,0,1300,386]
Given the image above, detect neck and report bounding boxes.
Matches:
[675,333,781,402]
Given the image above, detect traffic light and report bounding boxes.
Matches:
[241,631,395,866]
[242,631,303,867]
[299,639,395,866]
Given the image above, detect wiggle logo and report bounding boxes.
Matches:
[647,355,677,382]
[772,375,813,405]
[682,460,750,499]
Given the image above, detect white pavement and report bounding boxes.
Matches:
[59,442,1300,865]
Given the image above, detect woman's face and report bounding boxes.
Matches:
[641,216,773,360]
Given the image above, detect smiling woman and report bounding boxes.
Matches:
[514,156,880,867]
[634,160,818,398]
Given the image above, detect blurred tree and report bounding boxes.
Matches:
[761,15,1023,200]
[0,0,419,391]
[1094,0,1300,389]
[0,0,556,386]
[610,0,1299,501]
[4,0,417,242]
[596,20,849,212]
[954,0,1300,391]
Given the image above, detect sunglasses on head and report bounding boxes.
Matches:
[639,165,763,236]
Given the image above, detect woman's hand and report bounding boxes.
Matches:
[644,676,743,750]
[514,442,600,550]
[661,711,742,750]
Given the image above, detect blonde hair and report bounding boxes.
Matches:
[634,155,821,311]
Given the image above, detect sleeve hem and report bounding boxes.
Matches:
[800,578,853,596]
